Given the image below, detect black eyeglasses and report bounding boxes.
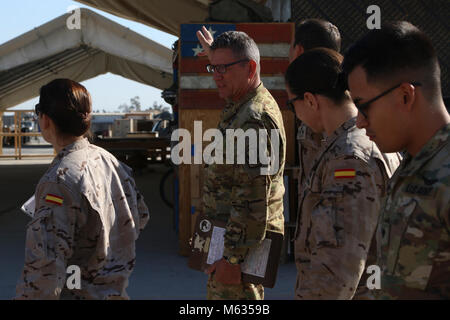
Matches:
[35,103,42,116]
[355,82,422,118]
[206,59,249,74]
[286,96,302,113]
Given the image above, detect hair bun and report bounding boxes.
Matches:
[78,112,91,121]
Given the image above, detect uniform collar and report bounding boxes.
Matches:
[321,117,357,151]
[306,117,357,186]
[221,83,264,122]
[54,138,90,161]
[397,123,450,177]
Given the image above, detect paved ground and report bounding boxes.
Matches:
[0,160,296,300]
[1,136,54,158]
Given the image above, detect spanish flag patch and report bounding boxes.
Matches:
[45,194,64,206]
[334,169,356,179]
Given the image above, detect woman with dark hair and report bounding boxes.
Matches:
[15,79,149,300]
[285,48,401,299]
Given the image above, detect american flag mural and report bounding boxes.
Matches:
[179,23,293,109]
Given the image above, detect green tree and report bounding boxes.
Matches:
[118,96,141,113]
[151,102,163,111]
[130,96,141,111]
[118,103,130,113]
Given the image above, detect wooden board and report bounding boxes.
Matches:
[178,109,222,255]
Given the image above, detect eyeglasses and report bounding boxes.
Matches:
[35,103,42,116]
[355,82,422,118]
[286,96,302,113]
[206,59,249,74]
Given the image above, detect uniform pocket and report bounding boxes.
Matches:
[311,186,345,248]
[391,198,439,290]
[385,198,416,274]
[25,208,54,266]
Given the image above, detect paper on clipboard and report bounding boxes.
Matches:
[206,226,226,265]
[21,195,35,218]
[188,215,284,288]
[241,238,272,277]
[205,225,272,277]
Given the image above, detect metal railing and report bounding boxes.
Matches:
[0,110,55,160]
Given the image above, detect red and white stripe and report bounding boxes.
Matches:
[179,23,293,110]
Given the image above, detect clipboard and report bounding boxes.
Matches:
[188,214,284,288]
[21,195,35,218]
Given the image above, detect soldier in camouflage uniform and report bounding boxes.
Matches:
[289,19,342,199]
[197,28,286,300]
[15,79,149,300]
[344,21,450,299]
[285,48,402,299]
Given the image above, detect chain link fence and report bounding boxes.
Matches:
[291,0,450,97]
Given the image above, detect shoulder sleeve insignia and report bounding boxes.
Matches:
[334,169,356,179]
[45,194,64,206]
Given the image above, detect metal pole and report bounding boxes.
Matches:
[13,111,18,159]
[0,111,3,156]
[18,111,22,160]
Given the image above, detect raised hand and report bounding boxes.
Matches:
[196,25,214,60]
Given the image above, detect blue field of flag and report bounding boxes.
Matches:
[180,24,236,57]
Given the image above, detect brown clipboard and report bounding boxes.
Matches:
[187,214,284,288]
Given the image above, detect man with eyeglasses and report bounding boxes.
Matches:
[196,28,286,300]
[343,21,450,299]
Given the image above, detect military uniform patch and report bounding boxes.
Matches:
[334,169,356,179]
[45,194,64,206]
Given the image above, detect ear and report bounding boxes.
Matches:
[248,59,257,79]
[294,44,304,58]
[40,114,52,130]
[303,92,318,111]
[398,83,416,112]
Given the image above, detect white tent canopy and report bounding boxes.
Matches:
[75,0,209,36]
[0,8,173,110]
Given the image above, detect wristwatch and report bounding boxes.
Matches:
[224,255,242,265]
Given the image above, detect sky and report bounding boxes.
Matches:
[1,0,178,113]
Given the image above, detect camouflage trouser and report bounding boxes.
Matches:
[353,286,377,300]
[207,273,264,300]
